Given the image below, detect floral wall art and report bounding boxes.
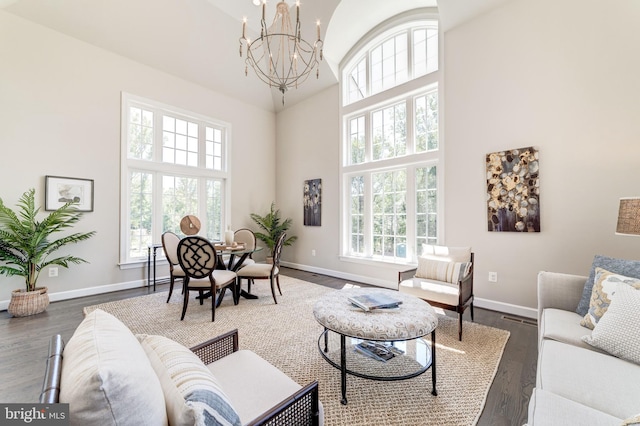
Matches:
[303,178,321,226]
[486,147,540,232]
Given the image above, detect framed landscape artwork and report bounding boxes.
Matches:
[486,147,540,232]
[304,178,321,226]
[45,175,94,212]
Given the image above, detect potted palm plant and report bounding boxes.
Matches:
[0,188,95,317]
[250,202,297,261]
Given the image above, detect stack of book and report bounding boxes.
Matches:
[354,341,404,362]
[348,293,403,312]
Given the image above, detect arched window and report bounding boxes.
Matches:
[340,13,442,265]
[344,21,438,105]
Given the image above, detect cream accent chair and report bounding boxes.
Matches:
[237,233,285,304]
[161,231,186,303]
[230,228,257,270]
[398,245,474,341]
[177,236,238,321]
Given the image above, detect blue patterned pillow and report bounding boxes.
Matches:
[576,255,640,316]
[186,389,241,426]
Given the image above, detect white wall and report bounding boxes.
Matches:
[443,0,640,313]
[276,0,640,317]
[0,11,276,304]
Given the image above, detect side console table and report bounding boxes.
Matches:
[313,287,438,405]
[146,243,170,291]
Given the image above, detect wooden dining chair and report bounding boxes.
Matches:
[229,228,257,270]
[236,233,286,304]
[161,231,185,303]
[177,236,238,321]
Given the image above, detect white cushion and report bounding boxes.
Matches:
[187,270,237,288]
[137,334,241,426]
[60,309,167,426]
[237,263,277,278]
[582,283,640,365]
[539,308,605,352]
[172,264,186,277]
[399,277,459,306]
[207,349,302,425]
[231,258,255,269]
[528,388,622,426]
[537,339,640,419]
[421,245,471,262]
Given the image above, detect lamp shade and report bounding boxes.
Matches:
[616,197,640,236]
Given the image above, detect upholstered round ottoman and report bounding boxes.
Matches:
[313,288,438,405]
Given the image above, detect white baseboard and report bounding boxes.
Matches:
[281,261,538,319]
[280,261,396,289]
[2,265,538,320]
[0,278,152,311]
[473,297,537,319]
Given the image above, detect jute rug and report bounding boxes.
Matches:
[84,275,509,426]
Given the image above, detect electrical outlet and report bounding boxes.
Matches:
[488,271,498,282]
[311,249,316,256]
[49,267,59,277]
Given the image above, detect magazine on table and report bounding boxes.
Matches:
[348,293,403,312]
[354,341,397,362]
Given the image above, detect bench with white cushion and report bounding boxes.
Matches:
[40,309,322,426]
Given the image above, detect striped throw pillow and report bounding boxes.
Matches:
[138,334,241,426]
[416,257,471,284]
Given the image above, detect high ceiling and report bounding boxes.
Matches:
[1,0,510,111]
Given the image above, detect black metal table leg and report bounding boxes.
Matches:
[152,246,157,291]
[431,329,437,396]
[147,246,151,288]
[323,327,328,352]
[340,334,347,405]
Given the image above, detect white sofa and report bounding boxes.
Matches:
[40,309,322,426]
[527,271,640,425]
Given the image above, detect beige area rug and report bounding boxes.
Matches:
[84,275,509,426]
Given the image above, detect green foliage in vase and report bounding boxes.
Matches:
[0,189,96,291]
[250,202,297,257]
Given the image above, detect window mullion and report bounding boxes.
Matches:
[407,28,413,80]
[154,108,163,164]
[405,166,417,261]
[363,172,373,257]
[406,98,414,155]
[365,113,372,163]
[152,110,164,245]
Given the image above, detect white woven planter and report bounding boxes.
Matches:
[8,287,50,317]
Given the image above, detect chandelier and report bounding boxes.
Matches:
[239,0,323,104]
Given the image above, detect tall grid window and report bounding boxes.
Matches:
[341,18,441,264]
[121,94,230,263]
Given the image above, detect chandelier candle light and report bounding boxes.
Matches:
[240,0,323,104]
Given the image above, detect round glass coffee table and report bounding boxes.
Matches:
[313,288,438,405]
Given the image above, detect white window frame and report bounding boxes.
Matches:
[119,93,232,266]
[339,12,443,268]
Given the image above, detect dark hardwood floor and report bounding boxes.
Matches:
[0,267,537,425]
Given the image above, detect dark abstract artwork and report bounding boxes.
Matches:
[304,178,321,226]
[486,147,540,232]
